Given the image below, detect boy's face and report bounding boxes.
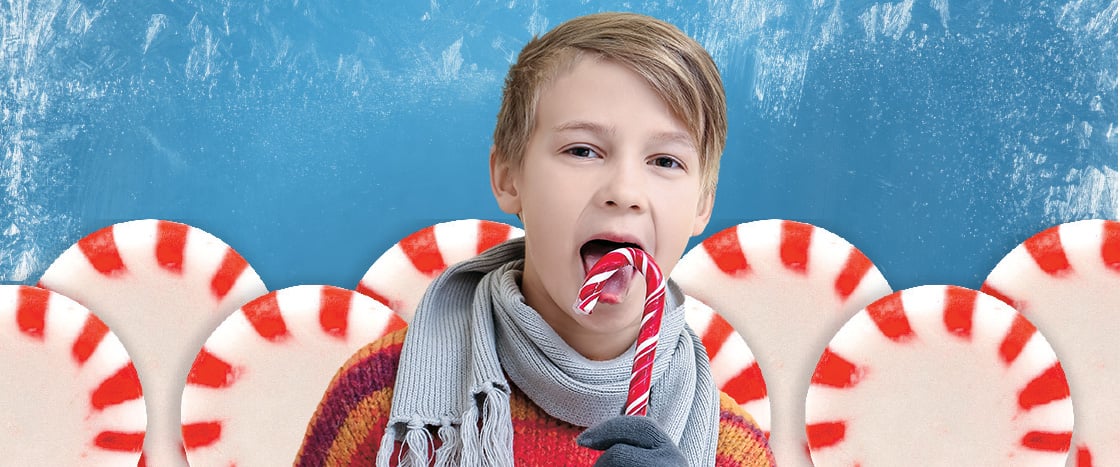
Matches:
[492,56,714,357]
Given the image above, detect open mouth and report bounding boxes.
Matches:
[579,239,643,275]
[577,239,643,306]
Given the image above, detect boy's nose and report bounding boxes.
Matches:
[601,161,646,212]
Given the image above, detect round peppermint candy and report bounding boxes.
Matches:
[983,219,1120,467]
[38,219,267,466]
[181,285,405,466]
[672,219,891,467]
[806,285,1073,466]
[0,285,145,465]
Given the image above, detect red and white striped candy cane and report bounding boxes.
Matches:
[574,247,666,416]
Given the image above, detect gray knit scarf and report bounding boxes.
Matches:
[377,238,719,466]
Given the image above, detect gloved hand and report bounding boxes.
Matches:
[577,416,688,467]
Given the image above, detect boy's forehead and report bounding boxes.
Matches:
[532,52,596,105]
[532,57,697,150]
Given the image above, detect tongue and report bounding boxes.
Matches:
[597,264,634,304]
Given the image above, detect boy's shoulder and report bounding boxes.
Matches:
[341,326,409,379]
[296,328,407,463]
[315,325,408,404]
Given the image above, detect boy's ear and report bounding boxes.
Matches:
[490,146,522,215]
[691,190,715,236]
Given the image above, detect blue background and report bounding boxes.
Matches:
[2,0,1116,292]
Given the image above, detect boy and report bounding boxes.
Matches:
[297,12,774,466]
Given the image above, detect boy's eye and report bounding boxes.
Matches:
[565,146,598,158]
[650,156,683,169]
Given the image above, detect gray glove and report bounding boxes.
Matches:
[577,416,688,467]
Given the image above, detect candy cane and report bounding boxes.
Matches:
[574,247,666,416]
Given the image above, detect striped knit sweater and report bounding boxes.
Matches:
[297,328,776,466]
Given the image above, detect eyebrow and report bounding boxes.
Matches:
[552,120,615,138]
[552,120,695,149]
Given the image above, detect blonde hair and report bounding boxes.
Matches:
[493,12,727,194]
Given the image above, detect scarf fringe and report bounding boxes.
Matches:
[480,389,514,467]
[374,401,503,467]
[459,397,482,465]
[433,420,461,466]
[375,422,440,467]
[406,421,437,466]
[375,428,396,467]
[459,388,514,467]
